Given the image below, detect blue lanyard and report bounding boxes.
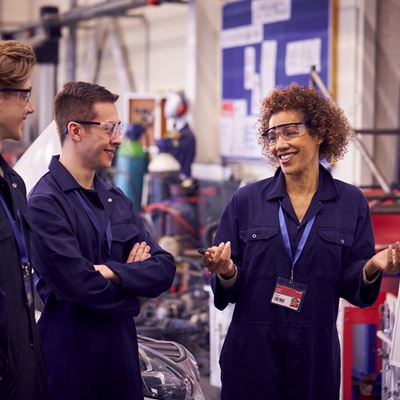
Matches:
[0,194,30,266]
[74,190,112,257]
[279,205,315,282]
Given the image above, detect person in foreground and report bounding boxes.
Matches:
[201,84,400,400]
[0,40,48,400]
[27,81,176,400]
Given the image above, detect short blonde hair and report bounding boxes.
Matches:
[0,40,36,87]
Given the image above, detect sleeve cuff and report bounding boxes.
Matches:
[362,267,382,285]
[217,264,237,289]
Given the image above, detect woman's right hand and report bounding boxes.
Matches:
[202,241,236,279]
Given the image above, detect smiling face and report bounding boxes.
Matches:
[0,79,34,142]
[269,109,322,178]
[75,102,122,170]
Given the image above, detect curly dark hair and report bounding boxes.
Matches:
[258,83,353,164]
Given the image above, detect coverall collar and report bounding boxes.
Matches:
[0,154,17,178]
[265,163,339,203]
[48,155,114,208]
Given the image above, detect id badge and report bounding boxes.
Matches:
[271,277,307,312]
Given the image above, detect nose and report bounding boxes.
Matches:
[275,132,289,148]
[110,133,122,145]
[26,99,35,114]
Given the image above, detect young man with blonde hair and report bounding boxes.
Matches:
[28,81,176,400]
[0,40,48,399]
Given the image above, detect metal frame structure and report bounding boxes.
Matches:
[0,0,188,149]
[1,0,187,82]
[309,66,394,194]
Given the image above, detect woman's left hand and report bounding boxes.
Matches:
[365,242,400,279]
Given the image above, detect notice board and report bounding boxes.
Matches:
[220,0,331,159]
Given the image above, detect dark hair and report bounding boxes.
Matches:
[258,83,352,163]
[54,81,119,144]
[0,40,36,87]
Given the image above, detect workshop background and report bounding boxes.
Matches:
[1,1,400,399]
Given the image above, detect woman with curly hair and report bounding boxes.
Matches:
[201,84,400,399]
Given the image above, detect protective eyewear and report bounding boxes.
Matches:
[0,87,32,106]
[74,120,125,138]
[262,122,307,147]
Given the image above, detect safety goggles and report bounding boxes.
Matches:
[71,120,125,138]
[0,87,32,106]
[262,122,307,147]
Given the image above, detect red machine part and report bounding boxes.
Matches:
[341,188,400,399]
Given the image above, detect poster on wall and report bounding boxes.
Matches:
[220,0,331,160]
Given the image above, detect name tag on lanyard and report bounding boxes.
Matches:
[271,277,307,312]
[271,206,315,312]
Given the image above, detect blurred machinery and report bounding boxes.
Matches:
[157,91,196,179]
[135,254,211,376]
[377,289,400,400]
[139,335,207,400]
[115,122,148,210]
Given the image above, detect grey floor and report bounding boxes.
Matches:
[199,376,220,400]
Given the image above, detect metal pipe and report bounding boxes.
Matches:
[108,17,135,91]
[353,129,400,135]
[128,14,150,91]
[352,136,391,193]
[2,0,152,35]
[143,15,150,91]
[310,68,331,98]
[66,0,78,81]
[310,67,392,193]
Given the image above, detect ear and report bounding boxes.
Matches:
[66,122,83,142]
[315,135,323,145]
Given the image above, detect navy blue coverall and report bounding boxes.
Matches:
[211,165,381,400]
[28,156,176,400]
[0,155,47,400]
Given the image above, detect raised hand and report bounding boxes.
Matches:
[202,241,236,279]
[365,241,400,279]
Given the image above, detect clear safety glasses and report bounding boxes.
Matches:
[74,120,125,138]
[262,122,307,147]
[0,88,32,106]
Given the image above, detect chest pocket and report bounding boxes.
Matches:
[239,227,279,279]
[0,218,13,243]
[316,228,354,283]
[111,220,141,262]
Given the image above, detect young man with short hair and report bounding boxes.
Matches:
[0,39,48,400]
[28,81,176,400]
